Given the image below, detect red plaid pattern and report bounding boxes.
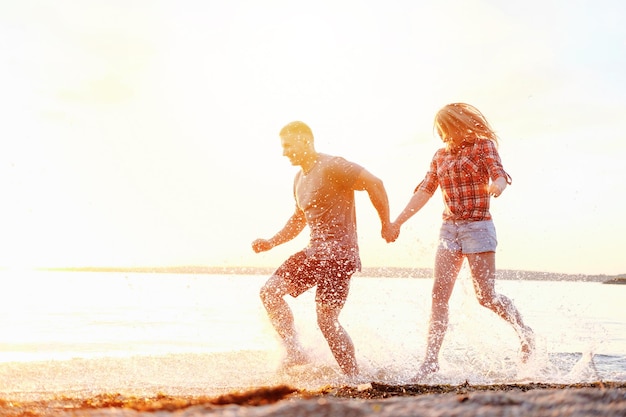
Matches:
[416,139,511,221]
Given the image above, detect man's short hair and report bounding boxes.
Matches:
[280,121,313,139]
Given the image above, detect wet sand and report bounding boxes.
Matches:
[1,382,625,417]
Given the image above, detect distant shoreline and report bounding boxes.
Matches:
[38,265,623,283]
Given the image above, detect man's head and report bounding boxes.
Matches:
[279,121,316,167]
[279,121,313,141]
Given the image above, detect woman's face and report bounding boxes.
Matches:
[437,122,464,149]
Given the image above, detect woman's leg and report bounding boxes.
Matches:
[467,252,534,361]
[414,248,465,380]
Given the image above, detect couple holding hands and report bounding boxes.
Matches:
[251,103,535,381]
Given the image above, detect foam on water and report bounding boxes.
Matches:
[2,348,623,402]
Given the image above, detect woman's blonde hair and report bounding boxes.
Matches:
[434,103,499,148]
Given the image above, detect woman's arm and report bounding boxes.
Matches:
[488,176,508,198]
[384,190,432,243]
[394,189,432,227]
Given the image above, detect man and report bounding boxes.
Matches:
[252,121,391,377]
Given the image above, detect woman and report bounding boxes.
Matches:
[385,103,534,381]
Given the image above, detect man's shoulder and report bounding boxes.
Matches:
[313,154,363,184]
[318,153,359,168]
[318,153,343,163]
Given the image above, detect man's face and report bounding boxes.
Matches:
[280,134,309,166]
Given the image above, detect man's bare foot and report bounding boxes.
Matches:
[339,360,359,378]
[520,326,535,363]
[281,348,309,368]
[411,361,439,382]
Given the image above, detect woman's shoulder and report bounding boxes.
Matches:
[469,138,499,156]
[433,147,448,158]
[476,138,498,149]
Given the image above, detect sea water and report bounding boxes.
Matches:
[0,269,624,399]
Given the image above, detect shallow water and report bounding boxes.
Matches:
[0,270,624,398]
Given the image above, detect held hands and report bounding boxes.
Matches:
[382,222,400,243]
[251,238,273,253]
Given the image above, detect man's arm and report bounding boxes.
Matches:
[353,169,391,233]
[252,208,307,253]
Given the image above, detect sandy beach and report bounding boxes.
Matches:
[1,382,625,417]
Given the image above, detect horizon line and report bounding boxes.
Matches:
[30,265,623,282]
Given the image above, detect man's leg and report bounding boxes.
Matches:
[316,302,358,376]
[260,274,308,365]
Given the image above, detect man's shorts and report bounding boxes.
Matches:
[438,219,497,254]
[274,250,358,308]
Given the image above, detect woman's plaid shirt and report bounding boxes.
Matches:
[415,139,511,221]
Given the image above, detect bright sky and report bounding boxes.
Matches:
[1,0,624,275]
